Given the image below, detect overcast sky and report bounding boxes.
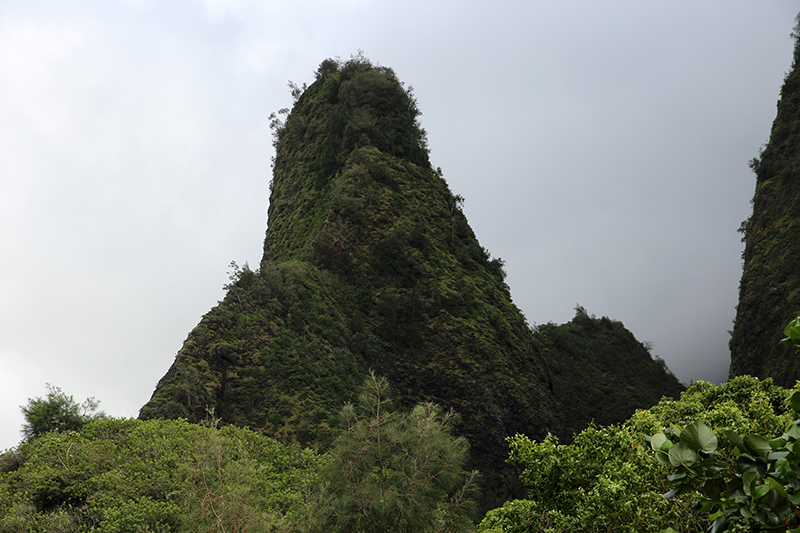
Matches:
[1,1,797,451]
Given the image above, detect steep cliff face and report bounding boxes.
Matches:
[140,56,561,501]
[139,56,684,503]
[730,19,800,386]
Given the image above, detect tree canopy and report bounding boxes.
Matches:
[20,384,106,441]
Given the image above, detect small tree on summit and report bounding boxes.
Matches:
[20,383,106,441]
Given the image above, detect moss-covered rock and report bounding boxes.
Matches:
[536,307,685,439]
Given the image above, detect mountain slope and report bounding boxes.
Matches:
[140,56,561,502]
[140,55,684,503]
[730,17,800,385]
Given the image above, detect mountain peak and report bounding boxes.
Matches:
[140,56,682,507]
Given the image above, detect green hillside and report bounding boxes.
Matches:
[139,55,683,505]
[730,15,800,386]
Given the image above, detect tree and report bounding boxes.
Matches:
[311,372,478,533]
[20,384,105,441]
[478,375,793,533]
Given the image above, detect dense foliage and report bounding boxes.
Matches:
[730,13,800,385]
[1,376,478,532]
[651,318,800,532]
[0,417,323,532]
[478,376,797,533]
[651,414,800,533]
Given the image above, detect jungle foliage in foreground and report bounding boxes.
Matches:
[3,375,795,532]
[0,418,322,532]
[478,375,798,533]
[0,374,477,533]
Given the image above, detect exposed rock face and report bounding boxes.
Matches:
[730,22,800,386]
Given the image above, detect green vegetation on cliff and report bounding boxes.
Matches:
[139,55,560,504]
[139,54,684,506]
[730,14,800,385]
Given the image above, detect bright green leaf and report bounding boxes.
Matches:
[681,421,717,453]
[768,450,789,461]
[743,470,758,496]
[667,471,686,482]
[655,450,671,465]
[783,316,800,341]
[668,442,697,468]
[766,476,788,498]
[774,457,795,478]
[650,433,668,452]
[744,435,771,458]
[785,420,800,440]
[753,483,770,501]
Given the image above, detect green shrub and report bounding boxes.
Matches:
[0,418,325,532]
[311,372,478,533]
[478,376,796,533]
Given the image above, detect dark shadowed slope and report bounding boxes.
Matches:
[536,306,684,439]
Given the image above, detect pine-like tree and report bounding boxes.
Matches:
[20,384,105,441]
[312,372,478,533]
